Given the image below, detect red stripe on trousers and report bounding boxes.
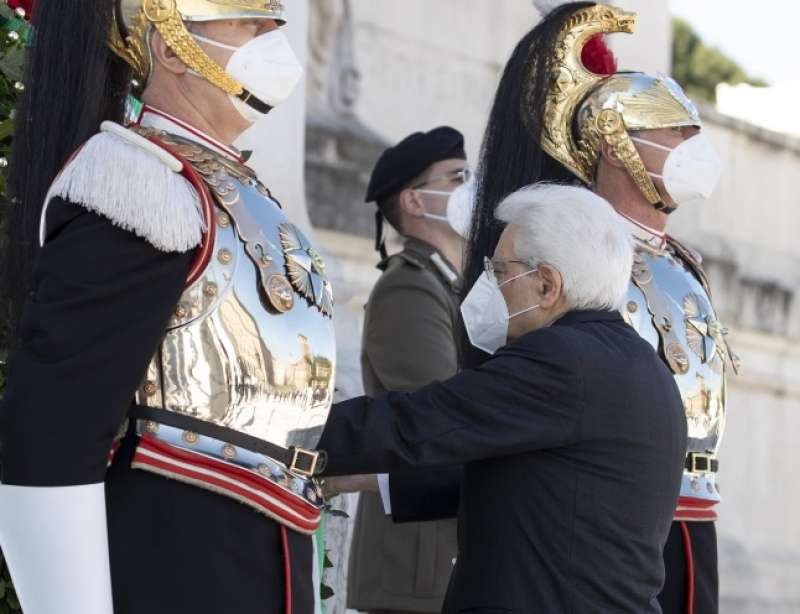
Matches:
[680,521,695,614]
[281,526,293,614]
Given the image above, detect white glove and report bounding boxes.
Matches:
[0,483,114,614]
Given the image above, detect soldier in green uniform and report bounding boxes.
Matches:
[346,128,473,614]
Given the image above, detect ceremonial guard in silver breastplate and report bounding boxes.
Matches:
[461,3,738,612]
[0,2,333,613]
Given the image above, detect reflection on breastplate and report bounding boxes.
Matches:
[622,241,736,504]
[131,132,336,529]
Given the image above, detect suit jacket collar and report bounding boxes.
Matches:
[552,310,623,327]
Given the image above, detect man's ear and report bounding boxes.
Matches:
[537,264,563,309]
[600,140,626,170]
[398,189,425,218]
[150,30,188,76]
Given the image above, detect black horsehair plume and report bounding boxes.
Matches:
[458,1,593,367]
[1,0,131,347]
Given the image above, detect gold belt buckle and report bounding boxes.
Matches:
[289,447,321,478]
[689,453,715,474]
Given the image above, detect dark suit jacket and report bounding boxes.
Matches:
[319,310,687,614]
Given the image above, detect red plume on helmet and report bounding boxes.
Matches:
[533,0,620,76]
[582,34,617,75]
[6,0,34,20]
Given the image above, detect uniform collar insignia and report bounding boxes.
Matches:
[618,212,667,250]
[137,105,244,163]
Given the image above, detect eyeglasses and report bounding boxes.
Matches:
[483,257,535,285]
[412,167,473,190]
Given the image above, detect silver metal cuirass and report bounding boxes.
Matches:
[135,132,336,486]
[622,239,736,502]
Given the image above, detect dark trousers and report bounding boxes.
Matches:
[659,521,719,614]
[105,436,314,614]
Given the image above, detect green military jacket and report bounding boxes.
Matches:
[347,237,462,613]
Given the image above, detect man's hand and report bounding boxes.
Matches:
[321,474,379,499]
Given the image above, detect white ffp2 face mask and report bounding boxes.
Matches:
[418,176,476,239]
[192,29,304,124]
[631,133,723,209]
[460,269,540,354]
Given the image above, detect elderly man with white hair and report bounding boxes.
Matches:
[317,184,687,613]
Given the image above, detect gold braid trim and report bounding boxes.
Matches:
[595,109,661,205]
[531,4,637,184]
[153,12,243,95]
[109,9,152,86]
[109,0,244,95]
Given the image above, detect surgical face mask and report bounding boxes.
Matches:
[191,29,304,124]
[417,175,476,239]
[460,265,540,354]
[631,133,723,209]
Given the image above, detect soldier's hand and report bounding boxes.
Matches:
[321,474,378,498]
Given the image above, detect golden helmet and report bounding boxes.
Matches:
[110,0,285,96]
[575,72,701,205]
[538,3,701,207]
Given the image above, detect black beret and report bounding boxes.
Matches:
[365,126,466,204]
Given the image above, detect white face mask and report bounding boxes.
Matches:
[191,29,304,124]
[417,175,476,239]
[631,133,723,209]
[460,268,540,354]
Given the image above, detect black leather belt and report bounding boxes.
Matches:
[685,453,718,474]
[130,405,326,477]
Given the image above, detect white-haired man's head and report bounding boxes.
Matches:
[492,184,633,340]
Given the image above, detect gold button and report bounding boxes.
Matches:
[175,303,189,319]
[182,431,199,445]
[145,421,159,434]
[666,343,690,375]
[143,381,158,396]
[142,0,177,23]
[222,444,237,460]
[204,282,219,298]
[266,274,295,313]
[626,301,638,313]
[218,249,233,265]
[217,212,231,228]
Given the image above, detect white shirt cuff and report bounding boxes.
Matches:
[377,473,392,515]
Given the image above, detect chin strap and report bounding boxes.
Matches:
[238,89,274,115]
[0,483,114,614]
[654,201,678,214]
[375,210,389,260]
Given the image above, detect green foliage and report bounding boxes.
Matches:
[0,4,28,355]
[0,5,29,192]
[0,4,29,611]
[672,17,767,104]
[319,583,335,601]
[0,351,19,612]
[318,503,351,602]
[0,555,21,613]
[320,550,335,601]
[0,316,17,612]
